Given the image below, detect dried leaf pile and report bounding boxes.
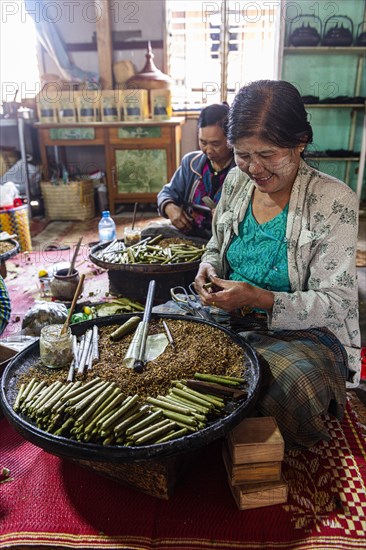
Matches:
[18,320,246,399]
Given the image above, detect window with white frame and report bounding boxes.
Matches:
[0,0,40,105]
[166,0,282,109]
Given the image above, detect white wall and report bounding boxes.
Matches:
[39,0,165,80]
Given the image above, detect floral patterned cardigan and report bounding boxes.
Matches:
[202,159,361,386]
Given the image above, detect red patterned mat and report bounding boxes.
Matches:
[0,402,365,550]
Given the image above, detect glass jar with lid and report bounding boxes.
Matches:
[40,324,73,369]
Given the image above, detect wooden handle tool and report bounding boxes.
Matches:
[60,273,85,335]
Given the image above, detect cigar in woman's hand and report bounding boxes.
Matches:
[203,282,213,290]
[203,281,221,292]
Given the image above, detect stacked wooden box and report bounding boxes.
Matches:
[223,416,288,510]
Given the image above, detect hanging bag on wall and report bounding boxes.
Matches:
[322,16,354,47]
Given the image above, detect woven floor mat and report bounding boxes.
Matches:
[0,400,365,550]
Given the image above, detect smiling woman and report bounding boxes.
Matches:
[0,0,40,105]
[194,80,361,449]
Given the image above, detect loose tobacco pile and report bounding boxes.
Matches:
[13,319,249,447]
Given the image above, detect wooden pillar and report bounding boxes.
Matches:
[94,0,113,89]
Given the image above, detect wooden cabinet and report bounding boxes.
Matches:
[36,118,185,214]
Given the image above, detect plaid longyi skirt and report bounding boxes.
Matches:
[154,300,349,449]
[239,326,349,449]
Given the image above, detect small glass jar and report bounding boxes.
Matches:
[124,226,142,246]
[40,324,73,369]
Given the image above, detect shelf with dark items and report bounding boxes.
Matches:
[284,46,366,54]
[304,103,365,108]
[281,18,366,202]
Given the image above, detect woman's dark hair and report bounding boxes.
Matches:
[198,103,230,135]
[227,80,313,150]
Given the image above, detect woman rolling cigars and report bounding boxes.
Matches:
[195,80,361,448]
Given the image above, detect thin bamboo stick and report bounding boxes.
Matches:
[60,273,85,336]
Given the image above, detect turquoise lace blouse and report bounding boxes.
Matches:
[227,202,291,292]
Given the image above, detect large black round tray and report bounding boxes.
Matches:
[1,313,261,463]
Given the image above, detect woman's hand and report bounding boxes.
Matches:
[195,270,274,313]
[164,203,193,233]
[194,262,219,296]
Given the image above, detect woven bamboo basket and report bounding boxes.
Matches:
[0,206,32,252]
[41,180,95,221]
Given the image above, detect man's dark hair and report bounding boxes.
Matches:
[198,103,230,135]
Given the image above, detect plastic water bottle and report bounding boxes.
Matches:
[98,211,117,242]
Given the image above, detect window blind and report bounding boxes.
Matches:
[166,0,282,109]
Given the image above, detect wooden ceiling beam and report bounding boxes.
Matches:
[94,0,113,89]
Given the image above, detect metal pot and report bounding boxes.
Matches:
[288,15,322,47]
[322,16,354,46]
[355,21,366,46]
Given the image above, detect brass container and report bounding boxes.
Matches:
[126,42,172,91]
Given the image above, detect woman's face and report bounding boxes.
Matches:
[198,125,232,164]
[233,136,304,195]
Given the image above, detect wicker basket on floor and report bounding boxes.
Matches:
[41,180,95,221]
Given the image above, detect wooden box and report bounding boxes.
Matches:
[229,475,288,510]
[0,344,17,375]
[222,443,281,485]
[226,416,284,464]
